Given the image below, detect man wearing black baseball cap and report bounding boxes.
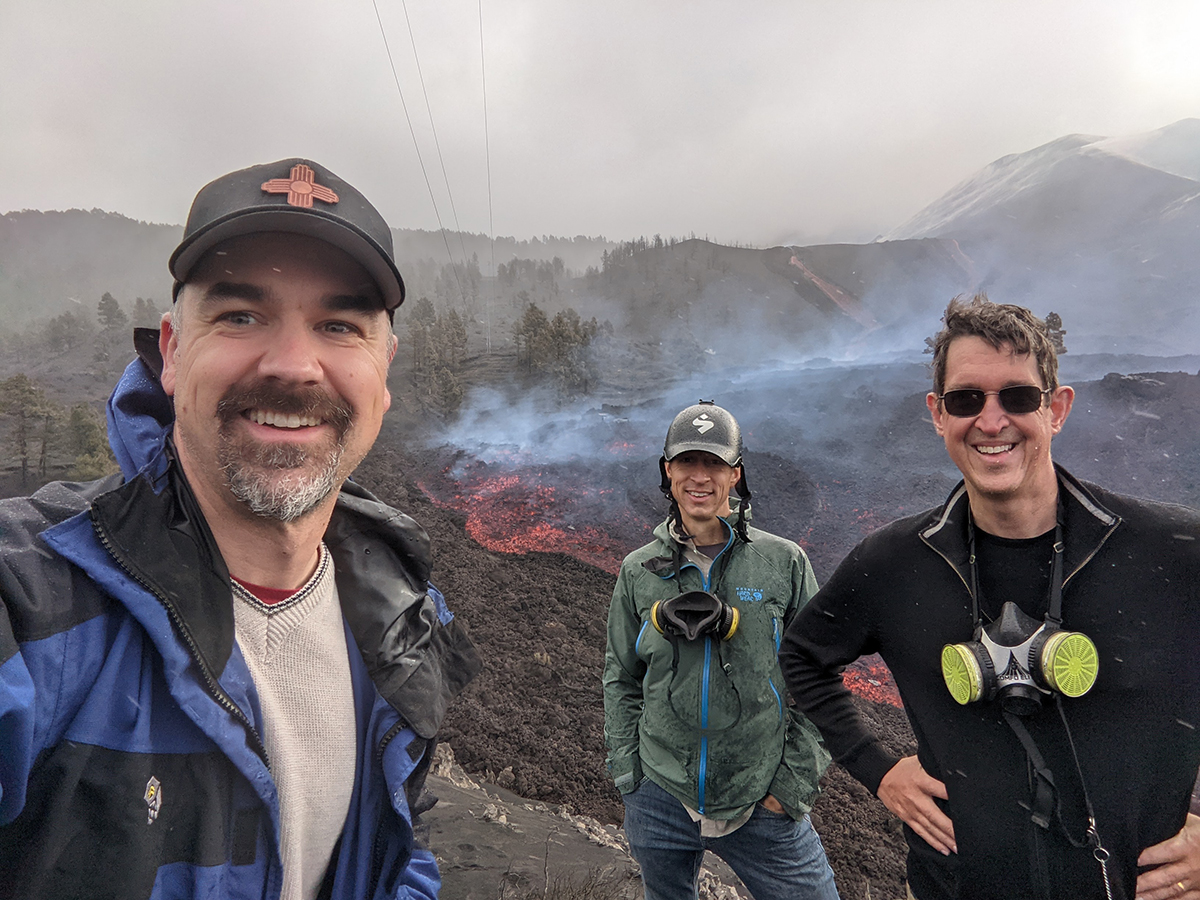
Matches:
[0,159,479,900]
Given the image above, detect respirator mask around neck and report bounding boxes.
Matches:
[940,511,1099,716]
[941,599,1099,716]
[651,590,739,642]
[937,504,1117,896]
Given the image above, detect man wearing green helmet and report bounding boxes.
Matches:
[603,401,840,900]
[780,295,1200,900]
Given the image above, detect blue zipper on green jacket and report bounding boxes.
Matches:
[694,523,734,815]
[652,520,736,816]
[768,618,784,719]
[698,635,712,812]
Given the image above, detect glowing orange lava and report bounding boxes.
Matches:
[843,654,902,708]
[418,471,646,574]
[420,467,903,708]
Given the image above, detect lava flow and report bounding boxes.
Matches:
[843,654,902,708]
[417,467,646,575]
[419,459,903,709]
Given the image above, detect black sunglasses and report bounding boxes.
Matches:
[937,385,1052,417]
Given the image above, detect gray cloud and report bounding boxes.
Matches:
[2,0,1199,244]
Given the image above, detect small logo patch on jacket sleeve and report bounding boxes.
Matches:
[144,776,162,824]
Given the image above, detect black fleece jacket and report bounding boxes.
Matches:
[779,466,1200,900]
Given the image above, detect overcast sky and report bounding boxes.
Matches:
[2,1,1199,247]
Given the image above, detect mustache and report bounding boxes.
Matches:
[215,382,354,435]
[969,427,1021,442]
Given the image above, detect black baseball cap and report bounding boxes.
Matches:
[169,158,406,310]
[663,401,743,466]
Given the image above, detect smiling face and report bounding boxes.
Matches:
[664,450,742,539]
[160,232,396,525]
[927,335,1073,533]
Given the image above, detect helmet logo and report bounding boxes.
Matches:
[692,414,715,434]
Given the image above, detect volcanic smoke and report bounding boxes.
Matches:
[418,461,903,708]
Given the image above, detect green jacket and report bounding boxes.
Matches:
[602,513,830,821]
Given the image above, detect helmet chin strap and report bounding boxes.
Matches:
[732,466,752,544]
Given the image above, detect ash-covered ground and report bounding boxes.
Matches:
[357,356,1200,900]
[355,444,916,900]
[2,345,1194,900]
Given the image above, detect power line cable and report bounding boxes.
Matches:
[370,0,464,303]
[399,0,470,306]
[478,0,496,354]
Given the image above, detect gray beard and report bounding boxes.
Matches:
[220,436,345,523]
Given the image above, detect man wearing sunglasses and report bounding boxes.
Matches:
[779,295,1200,900]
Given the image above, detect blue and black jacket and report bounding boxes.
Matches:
[0,338,480,899]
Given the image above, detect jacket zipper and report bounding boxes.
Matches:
[698,636,712,814]
[693,530,733,817]
[377,720,405,763]
[697,554,717,815]
[666,524,735,817]
[370,720,413,895]
[771,619,784,719]
[92,519,271,768]
[768,678,783,720]
[923,490,1120,899]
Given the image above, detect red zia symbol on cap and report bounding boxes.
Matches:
[261,164,339,209]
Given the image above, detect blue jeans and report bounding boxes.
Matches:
[622,777,840,900]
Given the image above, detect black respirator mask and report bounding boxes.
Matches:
[940,512,1099,717]
[646,547,744,732]
[941,601,1099,716]
[651,590,739,642]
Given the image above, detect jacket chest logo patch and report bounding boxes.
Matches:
[735,587,764,603]
[144,776,162,824]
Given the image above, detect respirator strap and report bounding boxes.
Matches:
[1004,702,1120,900]
[1053,695,1119,899]
[967,501,1065,629]
[713,639,743,729]
[663,624,744,732]
[665,631,689,724]
[1045,502,1066,627]
[1003,710,1062,834]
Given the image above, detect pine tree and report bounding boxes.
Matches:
[410,296,437,327]
[1045,312,1068,356]
[443,309,468,367]
[36,403,63,479]
[0,375,50,484]
[97,292,128,331]
[67,403,118,479]
[432,366,463,414]
[45,311,93,352]
[132,297,162,328]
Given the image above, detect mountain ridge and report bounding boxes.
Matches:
[4,119,1198,354]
